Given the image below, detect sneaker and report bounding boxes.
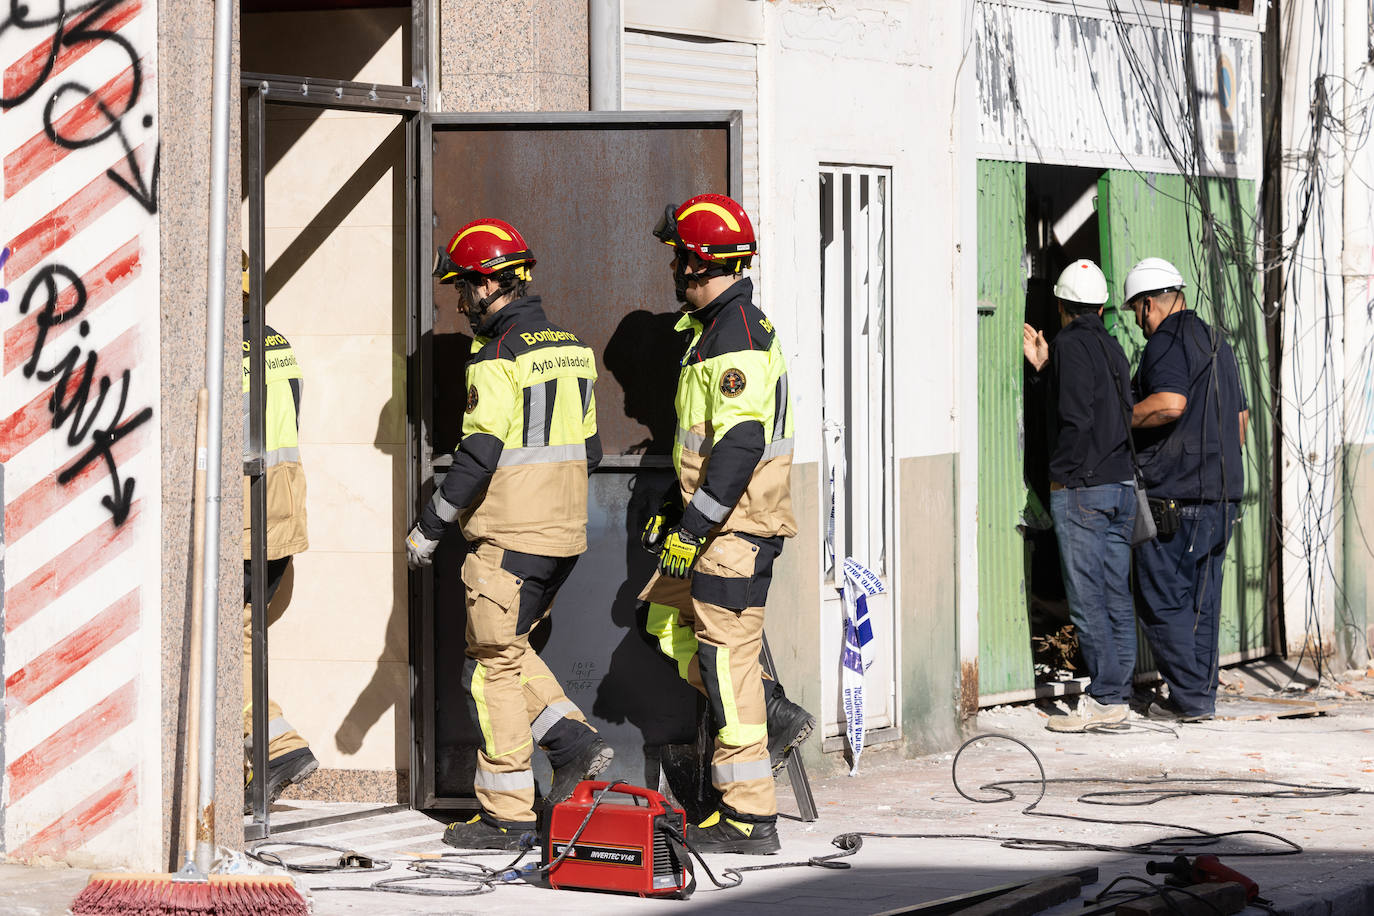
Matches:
[1045,696,1129,733]
[765,682,816,775]
[443,814,538,851]
[547,737,614,805]
[1146,699,1213,723]
[685,811,780,855]
[243,747,318,815]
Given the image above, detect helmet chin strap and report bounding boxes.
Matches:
[674,253,738,308]
[460,276,514,332]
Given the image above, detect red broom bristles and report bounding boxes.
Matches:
[71,873,308,915]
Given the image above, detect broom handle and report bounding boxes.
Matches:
[181,389,209,865]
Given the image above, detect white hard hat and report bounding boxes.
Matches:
[1124,257,1185,303]
[1052,259,1109,306]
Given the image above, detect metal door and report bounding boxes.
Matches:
[1097,170,1273,663]
[412,112,743,809]
[975,160,1034,699]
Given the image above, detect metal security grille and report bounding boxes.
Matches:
[818,166,897,741]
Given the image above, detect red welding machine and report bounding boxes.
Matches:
[542,781,692,898]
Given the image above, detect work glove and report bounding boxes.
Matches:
[641,490,684,554]
[657,529,705,579]
[406,524,440,570]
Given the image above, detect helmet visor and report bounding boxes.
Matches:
[653,204,682,248]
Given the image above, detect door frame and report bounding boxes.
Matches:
[411,110,743,810]
[240,72,422,840]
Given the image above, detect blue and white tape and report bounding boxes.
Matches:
[840,558,884,775]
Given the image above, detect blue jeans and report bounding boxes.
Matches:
[1134,501,1237,717]
[1050,483,1138,704]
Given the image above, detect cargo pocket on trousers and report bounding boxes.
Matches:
[691,536,759,611]
[462,550,523,648]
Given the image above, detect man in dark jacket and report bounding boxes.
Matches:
[1125,258,1248,723]
[1024,259,1137,732]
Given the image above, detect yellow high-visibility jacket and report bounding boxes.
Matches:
[418,297,600,557]
[242,323,308,561]
[672,278,796,541]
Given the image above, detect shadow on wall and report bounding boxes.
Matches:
[601,309,685,456]
[327,393,410,776]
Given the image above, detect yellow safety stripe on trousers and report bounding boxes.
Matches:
[470,661,533,759]
[646,603,697,681]
[712,645,767,747]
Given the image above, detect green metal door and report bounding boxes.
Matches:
[1097,170,1272,660]
[976,160,1034,696]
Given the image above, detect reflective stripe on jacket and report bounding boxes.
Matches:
[673,278,796,540]
[419,297,599,557]
[242,323,308,561]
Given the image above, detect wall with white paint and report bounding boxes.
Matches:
[760,1,966,466]
[0,0,163,868]
[1278,0,1345,664]
[756,0,971,750]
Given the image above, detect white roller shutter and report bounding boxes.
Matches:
[622,30,760,232]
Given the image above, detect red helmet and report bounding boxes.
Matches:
[434,218,535,284]
[654,194,757,268]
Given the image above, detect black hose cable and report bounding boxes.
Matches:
[831,734,1312,858]
[320,873,498,897]
[246,840,392,873]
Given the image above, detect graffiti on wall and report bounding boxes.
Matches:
[1,0,159,867]
[13,254,153,525]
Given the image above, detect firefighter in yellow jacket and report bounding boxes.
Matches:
[406,219,612,850]
[241,252,317,812]
[640,194,815,855]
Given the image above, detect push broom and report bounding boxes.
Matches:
[73,0,307,904]
[70,395,308,915]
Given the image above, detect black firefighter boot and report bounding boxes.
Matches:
[686,807,781,855]
[765,680,816,775]
[443,812,538,851]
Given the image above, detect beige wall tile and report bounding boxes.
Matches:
[259,225,405,338]
[292,333,405,447]
[299,443,407,552]
[269,659,410,771]
[265,552,407,665]
[261,114,405,232]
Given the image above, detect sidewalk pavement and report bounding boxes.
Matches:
[10,661,1374,915]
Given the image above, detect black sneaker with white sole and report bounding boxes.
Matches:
[765,683,816,775]
[546,736,614,805]
[685,810,780,855]
[443,814,538,851]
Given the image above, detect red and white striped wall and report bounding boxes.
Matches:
[0,0,162,869]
